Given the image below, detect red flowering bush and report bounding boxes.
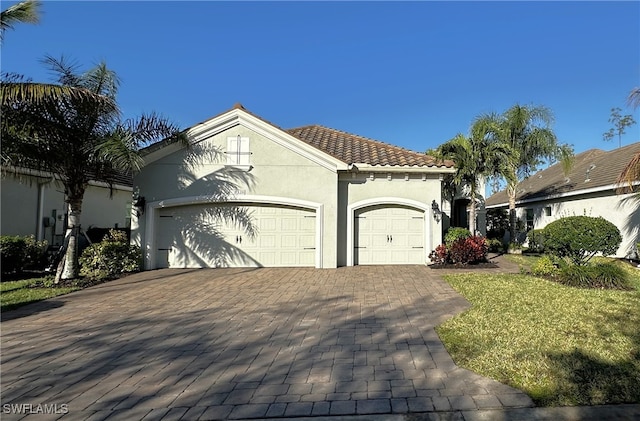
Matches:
[429,236,488,265]
[428,244,449,264]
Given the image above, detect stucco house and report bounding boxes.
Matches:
[132,104,455,269]
[485,142,640,258]
[1,167,133,246]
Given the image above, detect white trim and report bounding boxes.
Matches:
[144,194,324,269]
[486,181,640,209]
[349,163,456,174]
[346,197,431,266]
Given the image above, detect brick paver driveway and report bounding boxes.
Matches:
[1,266,533,420]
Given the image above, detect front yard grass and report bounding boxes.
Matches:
[1,278,79,312]
[437,258,640,406]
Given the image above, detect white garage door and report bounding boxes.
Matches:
[156,204,316,268]
[355,205,425,265]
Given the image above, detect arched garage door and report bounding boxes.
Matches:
[354,204,425,265]
[156,203,316,268]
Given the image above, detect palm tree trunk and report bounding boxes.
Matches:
[469,192,477,235]
[55,195,83,282]
[507,183,517,243]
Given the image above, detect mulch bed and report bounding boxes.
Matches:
[429,261,499,270]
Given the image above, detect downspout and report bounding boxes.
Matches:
[36,176,55,241]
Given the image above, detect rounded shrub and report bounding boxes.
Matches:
[80,230,141,280]
[444,227,471,247]
[543,216,622,265]
[531,255,560,277]
[0,235,48,273]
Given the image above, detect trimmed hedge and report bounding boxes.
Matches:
[79,230,141,280]
[429,236,488,265]
[0,235,48,274]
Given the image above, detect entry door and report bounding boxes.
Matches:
[355,205,425,265]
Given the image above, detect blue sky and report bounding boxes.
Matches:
[2,1,639,157]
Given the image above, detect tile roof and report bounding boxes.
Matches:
[485,142,640,207]
[141,104,453,169]
[286,124,453,168]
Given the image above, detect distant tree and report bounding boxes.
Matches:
[0,0,39,40]
[603,107,636,149]
[478,104,573,242]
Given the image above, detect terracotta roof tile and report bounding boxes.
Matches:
[486,142,640,206]
[287,124,453,168]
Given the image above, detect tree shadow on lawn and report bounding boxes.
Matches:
[0,267,518,419]
[542,303,640,406]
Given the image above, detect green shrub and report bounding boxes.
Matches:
[80,230,142,280]
[557,263,630,290]
[445,227,471,247]
[527,229,547,253]
[486,238,505,253]
[531,255,560,277]
[543,216,621,266]
[1,235,48,273]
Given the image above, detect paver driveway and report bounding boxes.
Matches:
[1,266,533,420]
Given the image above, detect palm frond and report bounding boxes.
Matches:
[0,0,40,39]
[627,87,640,110]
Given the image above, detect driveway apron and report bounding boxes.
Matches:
[1,266,533,420]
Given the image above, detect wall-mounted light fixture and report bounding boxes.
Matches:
[431,200,442,222]
[133,194,146,217]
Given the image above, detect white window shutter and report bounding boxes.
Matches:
[227,136,238,165]
[239,137,250,165]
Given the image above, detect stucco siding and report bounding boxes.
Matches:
[2,174,132,245]
[337,173,443,265]
[134,124,339,268]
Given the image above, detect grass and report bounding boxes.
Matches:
[437,258,640,406]
[1,278,79,312]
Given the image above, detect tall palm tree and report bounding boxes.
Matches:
[1,56,186,281]
[0,0,40,39]
[436,118,514,235]
[480,104,573,241]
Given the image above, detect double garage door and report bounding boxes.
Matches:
[355,205,425,265]
[156,204,316,268]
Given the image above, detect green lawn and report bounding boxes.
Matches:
[437,258,640,406]
[1,278,79,312]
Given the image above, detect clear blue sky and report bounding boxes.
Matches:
[2,1,639,157]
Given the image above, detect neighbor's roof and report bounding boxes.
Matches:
[287,125,453,168]
[142,103,453,169]
[485,142,640,207]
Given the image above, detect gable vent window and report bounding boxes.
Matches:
[544,206,552,217]
[227,135,250,166]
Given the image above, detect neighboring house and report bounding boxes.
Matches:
[1,166,133,246]
[485,142,640,258]
[132,104,455,269]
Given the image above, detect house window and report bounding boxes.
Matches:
[544,206,552,217]
[226,136,250,166]
[526,208,534,231]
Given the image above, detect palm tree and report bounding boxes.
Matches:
[617,88,640,193]
[0,0,40,40]
[1,56,186,281]
[1,1,113,109]
[480,104,573,241]
[436,118,514,235]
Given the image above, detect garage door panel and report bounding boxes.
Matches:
[355,205,425,265]
[157,203,316,268]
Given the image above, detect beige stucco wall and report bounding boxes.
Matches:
[133,124,339,268]
[1,174,132,245]
[337,172,443,265]
[508,190,639,258]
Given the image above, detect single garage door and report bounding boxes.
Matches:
[355,204,425,265]
[156,203,316,268]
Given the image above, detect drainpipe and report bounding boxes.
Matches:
[36,176,54,241]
